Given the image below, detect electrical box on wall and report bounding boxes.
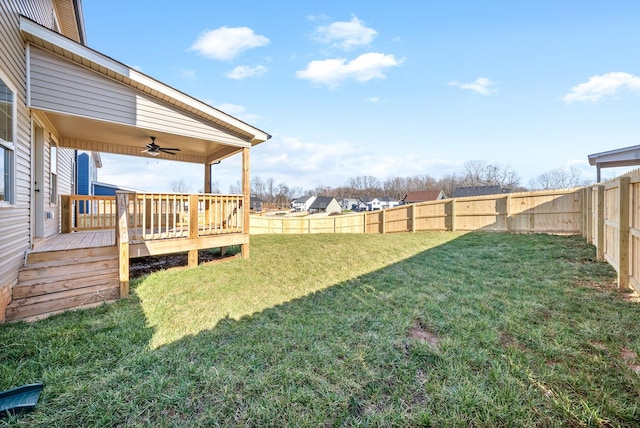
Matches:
[45,210,54,219]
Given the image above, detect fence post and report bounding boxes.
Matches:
[618,177,630,290]
[585,187,593,242]
[410,204,416,232]
[381,210,386,234]
[596,184,605,260]
[116,192,130,298]
[363,212,367,234]
[506,195,511,232]
[450,199,456,231]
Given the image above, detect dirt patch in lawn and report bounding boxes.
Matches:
[408,320,439,349]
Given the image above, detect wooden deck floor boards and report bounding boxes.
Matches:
[31,231,116,253]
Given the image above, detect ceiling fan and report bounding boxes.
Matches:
[142,136,181,157]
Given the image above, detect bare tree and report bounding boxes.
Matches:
[529,166,589,190]
[437,174,460,198]
[347,176,382,198]
[251,176,266,198]
[229,180,242,194]
[461,160,520,188]
[170,179,191,193]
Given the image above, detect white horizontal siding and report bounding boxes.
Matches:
[29,47,248,146]
[0,0,59,308]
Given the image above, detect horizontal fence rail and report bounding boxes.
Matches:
[250,188,584,236]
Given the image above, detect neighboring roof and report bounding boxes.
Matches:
[92,181,139,192]
[588,145,640,168]
[309,196,337,210]
[294,196,315,204]
[379,196,398,202]
[404,190,444,202]
[250,196,263,202]
[452,185,512,198]
[359,197,377,203]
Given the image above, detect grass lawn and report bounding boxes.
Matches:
[1,232,640,426]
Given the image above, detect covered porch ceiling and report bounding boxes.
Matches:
[41,110,246,164]
[21,16,270,165]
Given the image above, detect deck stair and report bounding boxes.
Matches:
[6,246,119,321]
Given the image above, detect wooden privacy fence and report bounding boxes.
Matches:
[250,188,584,235]
[583,169,640,292]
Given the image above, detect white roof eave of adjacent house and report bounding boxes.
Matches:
[19,16,271,146]
[587,144,640,168]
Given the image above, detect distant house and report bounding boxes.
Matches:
[379,196,400,209]
[402,190,446,204]
[308,197,342,215]
[452,185,512,198]
[339,198,359,211]
[76,152,102,196]
[93,182,136,196]
[250,197,263,212]
[292,195,316,212]
[358,197,381,211]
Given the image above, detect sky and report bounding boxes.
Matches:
[81,0,640,193]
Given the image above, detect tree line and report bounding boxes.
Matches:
[217,160,590,208]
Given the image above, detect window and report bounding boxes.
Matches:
[0,76,15,205]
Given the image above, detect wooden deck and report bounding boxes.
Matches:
[32,230,116,253]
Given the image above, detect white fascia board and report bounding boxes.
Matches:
[588,144,640,166]
[19,17,270,143]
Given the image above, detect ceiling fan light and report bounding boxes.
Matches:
[148,150,159,157]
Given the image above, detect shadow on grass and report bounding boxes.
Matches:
[1,232,640,427]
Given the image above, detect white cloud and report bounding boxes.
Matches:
[448,77,497,95]
[214,103,262,124]
[190,27,269,60]
[563,72,640,103]
[177,68,196,81]
[365,97,381,103]
[315,16,377,50]
[226,65,267,80]
[296,52,402,89]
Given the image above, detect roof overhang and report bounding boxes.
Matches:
[20,16,270,165]
[588,144,640,169]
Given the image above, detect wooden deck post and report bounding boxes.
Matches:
[204,163,212,193]
[188,193,199,268]
[618,177,630,290]
[61,195,71,233]
[116,192,130,298]
[241,147,250,258]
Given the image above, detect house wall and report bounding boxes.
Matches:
[325,199,342,214]
[28,47,249,146]
[0,0,67,321]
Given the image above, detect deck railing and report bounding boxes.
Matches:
[61,195,117,232]
[61,193,245,239]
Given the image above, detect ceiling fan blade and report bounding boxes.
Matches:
[159,148,180,151]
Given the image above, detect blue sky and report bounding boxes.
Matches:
[82,0,640,193]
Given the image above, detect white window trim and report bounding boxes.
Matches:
[0,70,16,207]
